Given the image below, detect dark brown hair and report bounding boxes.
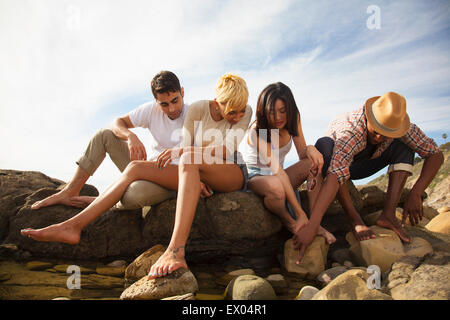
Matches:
[150,71,182,98]
[255,82,300,143]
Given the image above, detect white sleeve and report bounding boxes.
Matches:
[127,101,156,129]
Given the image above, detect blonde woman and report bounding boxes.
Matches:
[21,73,252,278]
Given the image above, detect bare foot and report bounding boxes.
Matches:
[318,226,337,244]
[351,222,376,241]
[20,223,81,244]
[147,246,188,279]
[377,215,411,243]
[68,196,96,208]
[31,190,74,210]
[290,216,309,234]
[31,190,96,210]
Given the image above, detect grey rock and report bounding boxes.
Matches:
[120,268,198,300]
[225,275,277,300]
[387,252,450,300]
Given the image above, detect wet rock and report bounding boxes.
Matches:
[53,264,95,274]
[162,293,195,300]
[225,275,277,300]
[265,274,288,294]
[107,260,128,268]
[284,237,328,279]
[196,293,225,300]
[120,268,198,300]
[312,269,392,300]
[96,266,126,277]
[26,261,54,271]
[316,266,349,287]
[295,285,319,300]
[330,248,352,265]
[124,244,165,283]
[216,269,255,287]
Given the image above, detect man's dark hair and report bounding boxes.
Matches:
[256,82,300,143]
[151,71,181,98]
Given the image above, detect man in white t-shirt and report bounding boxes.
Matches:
[31,71,189,210]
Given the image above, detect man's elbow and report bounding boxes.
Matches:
[427,150,444,167]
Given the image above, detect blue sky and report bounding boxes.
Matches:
[0,0,449,192]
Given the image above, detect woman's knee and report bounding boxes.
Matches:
[123,160,148,179]
[179,152,199,169]
[264,181,285,202]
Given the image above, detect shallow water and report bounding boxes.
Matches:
[0,259,307,300]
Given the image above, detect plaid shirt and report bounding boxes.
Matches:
[325,106,440,184]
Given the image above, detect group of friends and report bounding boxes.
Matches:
[21,71,444,280]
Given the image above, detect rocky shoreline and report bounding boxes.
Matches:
[0,169,449,300]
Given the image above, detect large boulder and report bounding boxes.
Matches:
[0,169,96,241]
[1,170,285,263]
[425,211,450,234]
[385,252,450,300]
[4,188,144,260]
[142,191,284,262]
[346,226,406,274]
[311,269,392,300]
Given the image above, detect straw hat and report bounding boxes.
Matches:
[364,92,410,138]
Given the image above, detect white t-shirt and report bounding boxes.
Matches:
[128,101,190,161]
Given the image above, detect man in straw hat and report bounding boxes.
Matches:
[293,92,443,264]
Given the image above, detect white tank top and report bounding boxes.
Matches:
[242,128,292,170]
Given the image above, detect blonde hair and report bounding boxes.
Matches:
[215,73,249,114]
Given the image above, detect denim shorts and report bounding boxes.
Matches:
[247,165,273,180]
[232,151,249,191]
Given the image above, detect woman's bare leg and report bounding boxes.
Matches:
[21,161,179,244]
[248,175,304,233]
[148,153,243,279]
[285,161,336,244]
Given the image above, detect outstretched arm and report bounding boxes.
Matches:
[403,151,444,225]
[293,173,340,260]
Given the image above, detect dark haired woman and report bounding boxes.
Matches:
[243,82,335,255]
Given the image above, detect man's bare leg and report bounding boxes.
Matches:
[336,181,376,241]
[31,166,94,210]
[377,170,411,243]
[22,161,179,244]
